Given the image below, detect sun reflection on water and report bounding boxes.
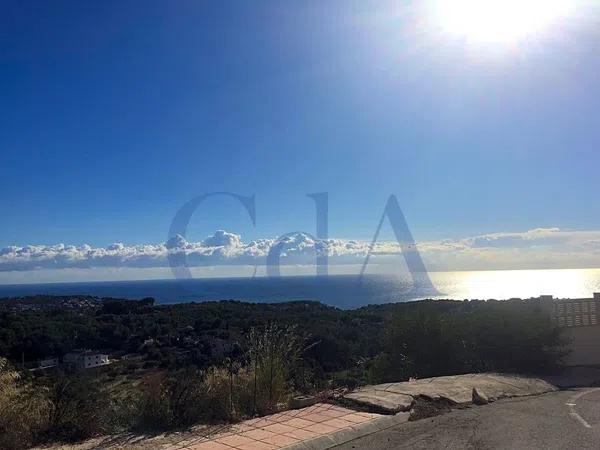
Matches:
[430,268,600,300]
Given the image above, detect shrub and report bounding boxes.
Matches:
[246,324,307,414]
[200,366,237,421]
[168,369,208,426]
[134,371,171,430]
[0,358,50,449]
[131,324,310,430]
[134,368,230,430]
[46,373,111,441]
[369,304,567,383]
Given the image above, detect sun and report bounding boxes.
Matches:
[429,0,573,43]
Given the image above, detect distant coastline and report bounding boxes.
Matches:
[2,268,600,309]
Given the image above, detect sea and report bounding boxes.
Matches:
[2,268,600,309]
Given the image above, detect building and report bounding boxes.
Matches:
[552,294,599,328]
[545,293,600,366]
[28,357,59,371]
[63,350,110,370]
[38,357,59,369]
[121,353,143,361]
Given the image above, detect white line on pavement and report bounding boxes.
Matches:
[569,410,592,429]
[566,388,600,429]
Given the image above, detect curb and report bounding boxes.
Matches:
[284,412,410,450]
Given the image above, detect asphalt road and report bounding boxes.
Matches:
[335,388,600,450]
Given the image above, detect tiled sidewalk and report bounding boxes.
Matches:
[169,403,383,450]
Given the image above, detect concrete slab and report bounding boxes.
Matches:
[343,373,557,413]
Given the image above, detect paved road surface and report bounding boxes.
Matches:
[336,388,600,450]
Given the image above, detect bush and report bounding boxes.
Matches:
[0,358,50,449]
[131,324,309,430]
[369,303,567,383]
[200,366,238,421]
[46,373,111,441]
[246,324,307,414]
[168,369,209,426]
[134,372,171,430]
[134,367,231,430]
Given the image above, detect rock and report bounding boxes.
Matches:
[472,387,489,405]
[343,374,556,413]
[290,395,318,409]
[345,390,414,413]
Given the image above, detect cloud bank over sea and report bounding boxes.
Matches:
[2,228,600,281]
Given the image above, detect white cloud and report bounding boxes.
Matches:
[2,227,600,275]
[201,230,242,247]
[419,228,600,271]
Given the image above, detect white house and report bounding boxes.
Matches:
[63,350,110,370]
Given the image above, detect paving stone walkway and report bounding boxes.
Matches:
[168,403,383,450]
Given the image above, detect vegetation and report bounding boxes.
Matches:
[368,301,566,382]
[0,357,50,449]
[0,296,567,449]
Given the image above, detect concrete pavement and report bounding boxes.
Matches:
[335,388,600,450]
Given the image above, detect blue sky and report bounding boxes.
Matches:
[1,1,600,281]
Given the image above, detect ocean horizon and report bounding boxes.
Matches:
[2,268,600,309]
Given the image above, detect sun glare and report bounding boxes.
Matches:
[430,0,573,43]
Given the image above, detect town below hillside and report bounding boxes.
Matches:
[0,294,104,312]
